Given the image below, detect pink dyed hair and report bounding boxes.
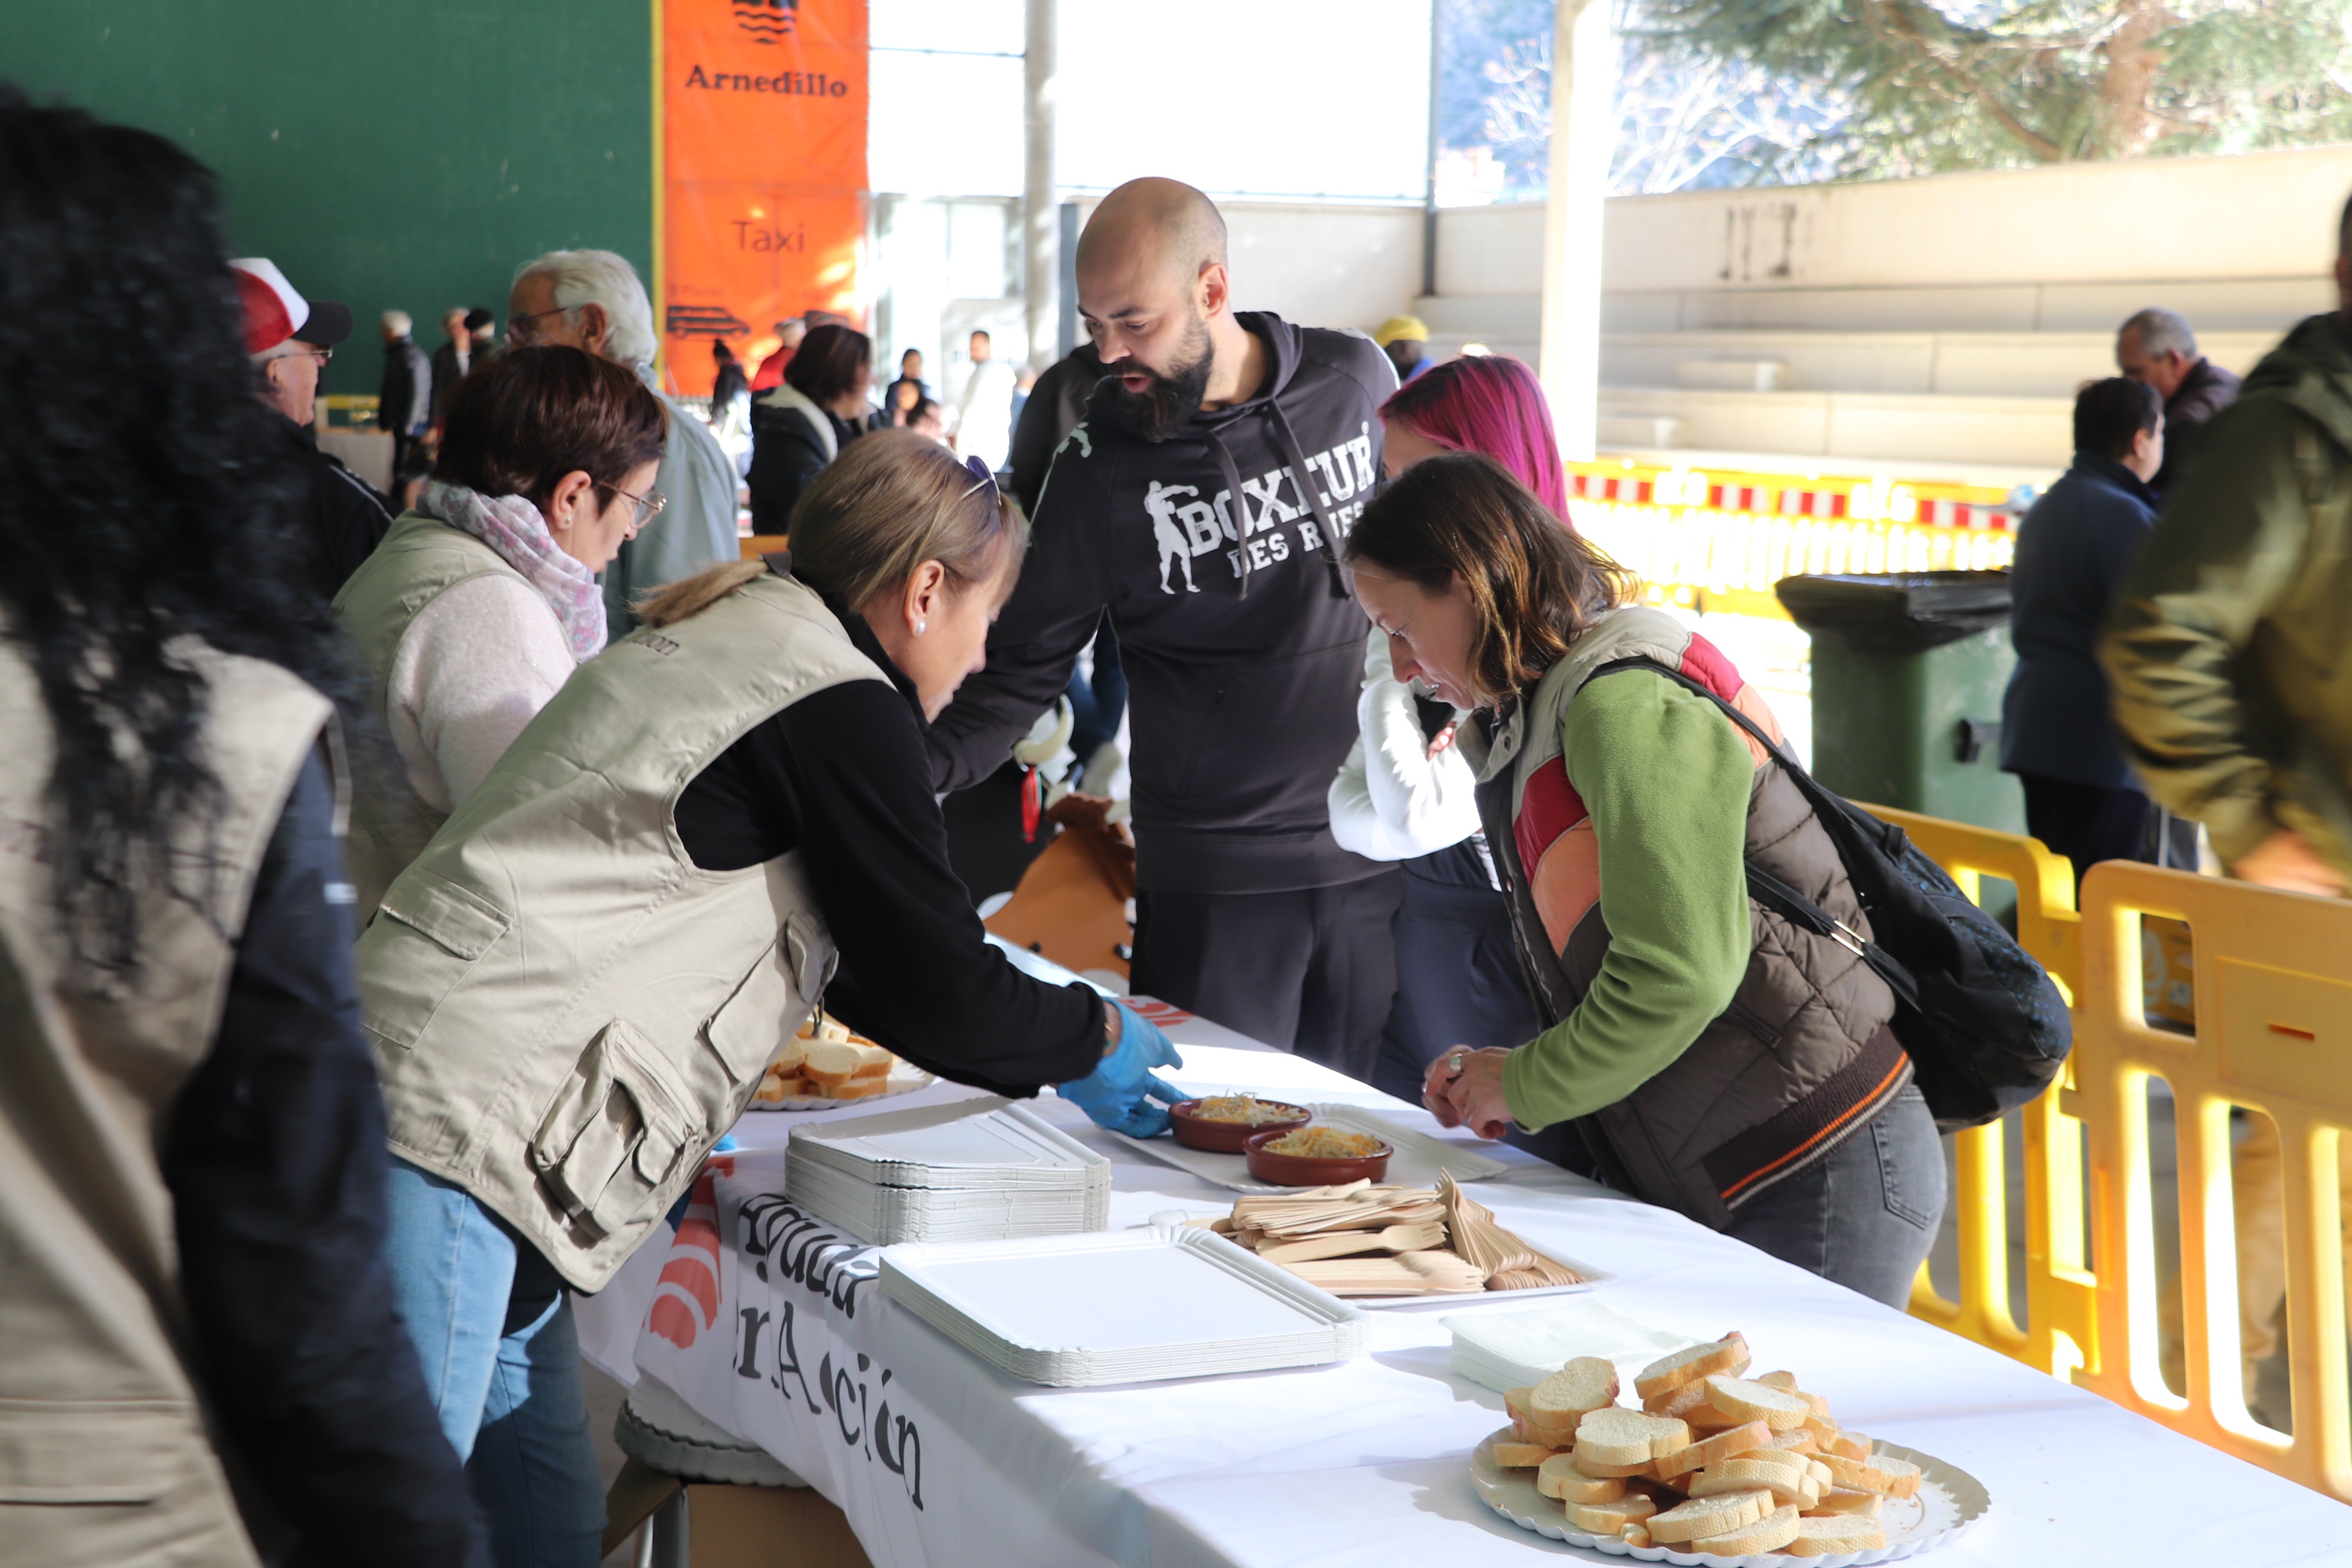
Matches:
[1377,353,1568,519]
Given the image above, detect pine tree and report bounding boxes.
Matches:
[1641,0,2352,178]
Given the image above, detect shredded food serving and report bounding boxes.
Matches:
[1193,1094,1307,1125]
[1260,1126,1386,1159]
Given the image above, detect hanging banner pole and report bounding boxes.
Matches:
[660,0,869,395]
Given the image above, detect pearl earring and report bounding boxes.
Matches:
[914,619,927,635]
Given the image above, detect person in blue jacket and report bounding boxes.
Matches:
[2001,376,2193,886]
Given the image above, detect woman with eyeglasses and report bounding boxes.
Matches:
[355,430,1180,1564]
[334,344,665,912]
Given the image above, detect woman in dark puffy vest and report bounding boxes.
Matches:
[1344,452,1945,1306]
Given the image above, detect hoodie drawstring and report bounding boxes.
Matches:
[1265,401,1355,600]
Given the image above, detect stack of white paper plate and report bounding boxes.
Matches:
[880,1226,1368,1386]
[786,1098,1110,1244]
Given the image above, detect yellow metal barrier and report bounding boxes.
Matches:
[1864,805,2099,1384]
[2072,862,2352,1502]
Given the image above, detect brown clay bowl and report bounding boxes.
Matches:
[1243,1127,1393,1186]
[1169,1098,1311,1153]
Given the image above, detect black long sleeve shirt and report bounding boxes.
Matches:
[162,752,491,1568]
[673,594,1105,1095]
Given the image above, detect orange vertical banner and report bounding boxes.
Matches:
[661,0,868,396]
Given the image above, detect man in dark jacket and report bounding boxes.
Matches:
[927,179,1402,1077]
[2116,306,2241,495]
[377,309,432,479]
[2000,377,2187,886]
[428,306,472,427]
[232,257,394,601]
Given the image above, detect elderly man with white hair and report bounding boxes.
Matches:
[508,249,739,632]
[2116,306,2242,495]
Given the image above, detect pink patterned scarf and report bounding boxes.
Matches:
[418,481,607,661]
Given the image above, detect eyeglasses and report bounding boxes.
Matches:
[506,307,569,344]
[266,347,332,366]
[597,481,667,526]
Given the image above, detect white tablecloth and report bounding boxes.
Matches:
[575,1007,2352,1567]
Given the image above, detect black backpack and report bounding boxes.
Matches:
[1592,659,2072,1132]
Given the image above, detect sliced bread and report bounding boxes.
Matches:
[1820,1451,1921,1498]
[1528,1357,1620,1425]
[1689,1455,1817,1508]
[1691,1504,1800,1556]
[1492,1440,1564,1469]
[1655,1420,1772,1479]
[1536,1456,1625,1504]
[1702,1374,1812,1432]
[1786,1514,1887,1556]
[1827,1431,1873,1462]
[1573,1407,1691,1466]
[769,1038,809,1076]
[1618,1523,1652,1549]
[801,1038,866,1086]
[1646,1489,1772,1544]
[1802,1487,1884,1520]
[1634,1333,1751,1401]
[823,1076,891,1100]
[1741,1429,1819,1460]
[1645,1380,1721,1420]
[1560,1493,1657,1535]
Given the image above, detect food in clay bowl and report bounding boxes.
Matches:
[1170,1094,1313,1153]
[1244,1124,1393,1185]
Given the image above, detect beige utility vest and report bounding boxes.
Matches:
[332,508,527,913]
[0,638,331,1567]
[357,573,884,1291]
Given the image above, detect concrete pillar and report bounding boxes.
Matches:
[1538,0,1611,462]
[1023,0,1058,370]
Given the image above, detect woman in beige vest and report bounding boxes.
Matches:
[0,96,488,1566]
[362,432,1182,1565]
[334,344,668,912]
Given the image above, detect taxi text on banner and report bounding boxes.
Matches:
[662,0,868,394]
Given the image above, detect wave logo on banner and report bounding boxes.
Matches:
[649,1154,737,1350]
[730,0,796,43]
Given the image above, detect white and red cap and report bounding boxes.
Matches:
[230,257,352,355]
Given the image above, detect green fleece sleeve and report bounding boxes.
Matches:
[1501,673,1754,1130]
[2099,403,2313,864]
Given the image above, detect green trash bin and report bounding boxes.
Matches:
[1775,571,2021,835]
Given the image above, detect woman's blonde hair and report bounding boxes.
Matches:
[635,430,1025,629]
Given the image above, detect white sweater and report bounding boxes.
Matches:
[1326,629,1484,861]
[383,573,577,815]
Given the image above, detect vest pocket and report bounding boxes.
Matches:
[364,870,512,1050]
[528,1018,694,1241]
[699,911,837,1086]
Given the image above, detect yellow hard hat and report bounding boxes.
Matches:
[1374,315,1429,348]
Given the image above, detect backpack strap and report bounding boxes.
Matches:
[1586,656,1923,1011]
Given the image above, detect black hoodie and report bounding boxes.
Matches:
[927,312,1397,894]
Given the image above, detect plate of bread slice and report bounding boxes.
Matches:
[1469,1332,1988,1563]
[748,1014,935,1110]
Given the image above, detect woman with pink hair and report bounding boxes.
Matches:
[1328,352,1572,1135]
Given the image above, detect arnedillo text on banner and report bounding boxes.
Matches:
[661,0,868,393]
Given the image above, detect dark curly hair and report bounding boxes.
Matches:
[0,89,364,986]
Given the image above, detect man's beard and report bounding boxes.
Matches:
[1099,316,1213,443]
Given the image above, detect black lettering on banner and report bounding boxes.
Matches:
[737,1194,877,1318]
[773,1298,822,1413]
[874,1374,925,1510]
[734,1306,772,1380]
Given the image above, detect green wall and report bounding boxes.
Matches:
[2,1,654,396]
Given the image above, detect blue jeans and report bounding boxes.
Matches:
[1723,1085,1947,1309]
[384,1158,604,1568]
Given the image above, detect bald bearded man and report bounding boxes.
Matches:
[926,178,1403,1078]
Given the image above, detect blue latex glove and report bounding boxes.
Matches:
[1057,1002,1185,1137]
